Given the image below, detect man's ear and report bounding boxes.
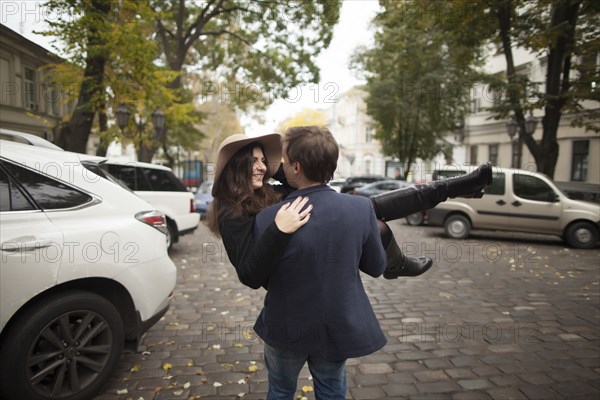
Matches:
[293,161,303,177]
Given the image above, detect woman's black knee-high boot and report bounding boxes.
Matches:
[372,163,492,222]
[378,221,433,279]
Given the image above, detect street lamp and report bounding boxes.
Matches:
[115,104,166,140]
[525,113,538,136]
[151,106,166,141]
[115,103,131,134]
[506,112,538,168]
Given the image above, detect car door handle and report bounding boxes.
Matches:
[0,238,53,252]
[512,201,522,207]
[496,200,506,206]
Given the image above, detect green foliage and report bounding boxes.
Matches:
[352,0,481,173]
[152,0,341,110]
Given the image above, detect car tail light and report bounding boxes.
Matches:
[136,211,168,235]
[190,199,196,213]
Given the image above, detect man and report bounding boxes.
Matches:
[254,126,387,399]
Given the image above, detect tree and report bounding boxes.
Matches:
[196,97,243,166]
[277,108,328,131]
[442,0,599,178]
[351,0,481,179]
[43,0,189,157]
[143,0,341,161]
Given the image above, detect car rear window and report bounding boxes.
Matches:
[2,161,92,210]
[142,168,186,192]
[0,167,36,211]
[103,164,152,191]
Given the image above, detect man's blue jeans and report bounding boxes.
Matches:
[263,342,347,399]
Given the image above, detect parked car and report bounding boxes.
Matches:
[0,140,177,400]
[427,167,600,248]
[0,127,64,151]
[340,175,387,193]
[195,180,214,218]
[0,129,199,251]
[407,165,473,226]
[328,178,346,193]
[353,179,413,197]
[90,159,199,251]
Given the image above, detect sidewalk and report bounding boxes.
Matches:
[96,221,600,399]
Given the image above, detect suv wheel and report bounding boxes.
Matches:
[444,214,471,239]
[0,291,124,400]
[406,212,424,226]
[564,221,599,249]
[166,221,176,251]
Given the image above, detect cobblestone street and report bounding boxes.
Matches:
[96,220,600,400]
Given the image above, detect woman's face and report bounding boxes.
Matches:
[251,146,267,190]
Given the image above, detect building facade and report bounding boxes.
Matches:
[0,24,71,140]
[327,87,387,179]
[329,49,598,197]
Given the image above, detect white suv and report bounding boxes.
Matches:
[428,167,600,248]
[0,141,177,400]
[98,160,200,250]
[1,129,199,250]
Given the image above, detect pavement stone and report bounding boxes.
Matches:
[95,220,600,399]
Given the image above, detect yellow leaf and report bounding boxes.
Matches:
[248,365,258,372]
[302,385,314,393]
[130,363,142,373]
[234,343,244,348]
[186,362,194,367]
[162,363,172,371]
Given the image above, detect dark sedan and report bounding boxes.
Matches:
[352,179,413,197]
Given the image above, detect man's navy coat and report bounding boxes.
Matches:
[254,185,387,361]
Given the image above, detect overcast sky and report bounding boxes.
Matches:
[1,0,380,132]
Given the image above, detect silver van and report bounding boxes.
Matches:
[428,167,600,249]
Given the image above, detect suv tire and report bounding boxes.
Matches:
[444,214,471,239]
[0,291,124,400]
[564,221,599,249]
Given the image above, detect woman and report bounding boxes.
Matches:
[207,131,492,288]
[207,133,307,289]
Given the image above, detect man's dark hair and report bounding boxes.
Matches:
[283,126,338,183]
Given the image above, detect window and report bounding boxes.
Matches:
[511,141,520,168]
[513,173,557,202]
[488,144,499,165]
[0,168,36,211]
[364,159,372,175]
[143,168,186,192]
[104,164,151,191]
[490,86,503,107]
[571,140,589,181]
[48,85,59,115]
[24,67,37,110]
[484,172,505,195]
[1,57,10,105]
[471,97,480,114]
[365,126,374,143]
[2,162,92,209]
[470,146,478,164]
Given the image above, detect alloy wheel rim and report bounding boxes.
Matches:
[26,310,113,398]
[449,220,465,235]
[574,228,591,244]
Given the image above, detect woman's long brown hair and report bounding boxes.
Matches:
[206,142,281,237]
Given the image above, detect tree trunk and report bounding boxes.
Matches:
[56,0,109,154]
[95,106,109,156]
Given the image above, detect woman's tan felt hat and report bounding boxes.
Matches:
[212,133,282,195]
